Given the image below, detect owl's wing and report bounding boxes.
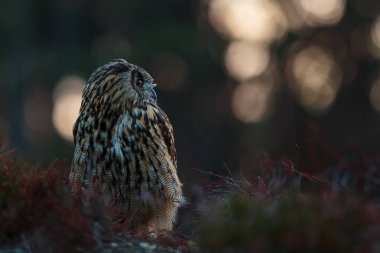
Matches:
[70,117,92,191]
[156,109,177,168]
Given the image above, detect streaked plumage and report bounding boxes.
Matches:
[69,59,184,233]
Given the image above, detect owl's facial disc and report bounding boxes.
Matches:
[129,68,157,102]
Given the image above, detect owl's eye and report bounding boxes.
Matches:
[136,80,143,89]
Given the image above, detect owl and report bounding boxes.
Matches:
[69,59,184,234]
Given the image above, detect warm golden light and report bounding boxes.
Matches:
[232,81,271,123]
[370,76,380,113]
[297,0,346,26]
[225,41,270,81]
[370,16,380,58]
[208,0,287,43]
[52,75,84,141]
[290,46,341,112]
[278,1,305,30]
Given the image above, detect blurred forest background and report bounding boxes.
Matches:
[0,0,380,193]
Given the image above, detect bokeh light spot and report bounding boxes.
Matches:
[278,1,305,30]
[370,76,380,113]
[370,16,380,58]
[225,41,270,81]
[208,0,287,43]
[232,81,272,123]
[290,46,341,113]
[297,0,346,26]
[52,75,84,141]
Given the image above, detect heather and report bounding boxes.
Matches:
[1,137,380,252]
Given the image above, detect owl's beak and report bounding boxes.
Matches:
[143,82,156,90]
[147,83,157,88]
[144,82,157,101]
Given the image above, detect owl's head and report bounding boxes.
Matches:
[82,59,157,114]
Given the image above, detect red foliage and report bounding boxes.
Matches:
[0,149,190,252]
[0,150,95,252]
